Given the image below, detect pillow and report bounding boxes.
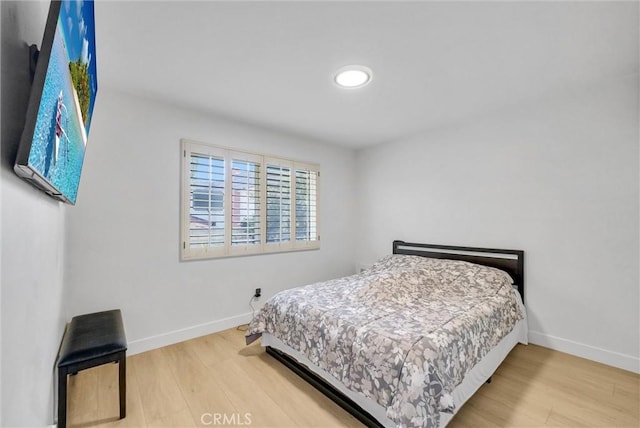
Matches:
[365,255,434,273]
[365,255,514,294]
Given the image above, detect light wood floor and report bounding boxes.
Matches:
[67,327,639,427]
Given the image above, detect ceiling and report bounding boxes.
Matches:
[96,1,638,148]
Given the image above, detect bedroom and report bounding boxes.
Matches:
[0,0,638,427]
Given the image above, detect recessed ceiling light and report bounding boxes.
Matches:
[334,65,372,89]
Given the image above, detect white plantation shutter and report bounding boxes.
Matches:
[266,160,292,245]
[230,154,261,249]
[295,165,319,244]
[183,143,227,258]
[181,140,319,260]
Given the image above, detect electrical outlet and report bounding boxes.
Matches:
[254,288,262,298]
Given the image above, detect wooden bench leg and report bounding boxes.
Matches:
[58,367,68,428]
[119,352,126,419]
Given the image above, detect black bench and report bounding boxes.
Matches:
[57,309,127,428]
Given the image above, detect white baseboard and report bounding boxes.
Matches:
[127,312,253,355]
[528,330,640,374]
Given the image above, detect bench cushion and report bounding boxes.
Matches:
[58,309,127,368]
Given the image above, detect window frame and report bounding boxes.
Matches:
[264,157,294,253]
[181,139,320,260]
[293,162,320,250]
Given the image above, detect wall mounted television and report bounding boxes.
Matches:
[14,0,97,205]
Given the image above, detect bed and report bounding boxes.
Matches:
[246,241,527,427]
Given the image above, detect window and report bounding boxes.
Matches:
[230,154,261,248]
[181,140,319,260]
[295,166,318,243]
[187,148,225,254]
[265,159,292,245]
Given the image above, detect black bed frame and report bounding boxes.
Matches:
[266,241,525,427]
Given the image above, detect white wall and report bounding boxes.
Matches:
[1,1,69,426]
[65,88,357,353]
[356,75,639,373]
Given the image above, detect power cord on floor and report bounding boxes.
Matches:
[236,295,258,332]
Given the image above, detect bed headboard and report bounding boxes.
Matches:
[392,240,525,303]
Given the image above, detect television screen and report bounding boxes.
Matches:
[14,0,97,205]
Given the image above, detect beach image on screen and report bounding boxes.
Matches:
[28,0,97,204]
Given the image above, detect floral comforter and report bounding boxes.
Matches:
[246,255,525,427]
